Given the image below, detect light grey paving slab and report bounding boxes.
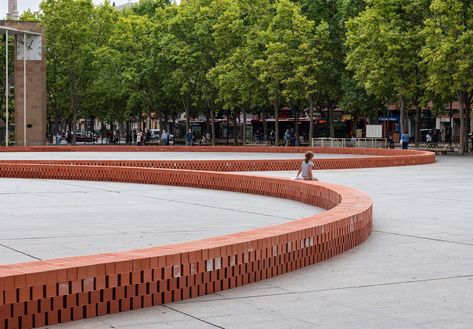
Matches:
[42,306,217,329]
[170,276,473,329]
[0,244,33,264]
[42,319,112,329]
[113,320,216,329]
[98,305,219,328]
[0,178,321,263]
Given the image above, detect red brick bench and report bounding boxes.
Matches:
[0,146,434,329]
[0,146,435,172]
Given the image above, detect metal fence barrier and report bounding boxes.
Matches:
[312,138,387,148]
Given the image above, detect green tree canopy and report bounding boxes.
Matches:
[421,0,473,153]
[346,0,430,139]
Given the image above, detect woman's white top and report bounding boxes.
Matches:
[301,160,314,178]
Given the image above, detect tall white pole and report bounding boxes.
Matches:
[5,31,8,146]
[23,33,26,146]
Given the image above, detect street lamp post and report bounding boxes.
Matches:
[5,30,8,146]
[23,33,27,146]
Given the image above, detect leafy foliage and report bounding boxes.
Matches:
[25,0,472,151]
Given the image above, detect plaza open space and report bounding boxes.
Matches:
[2,1,473,328]
[0,148,471,329]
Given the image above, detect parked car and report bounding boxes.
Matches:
[420,129,441,143]
[148,129,160,140]
[66,131,97,143]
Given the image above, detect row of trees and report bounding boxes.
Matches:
[6,0,471,152]
[346,0,473,154]
[39,0,342,146]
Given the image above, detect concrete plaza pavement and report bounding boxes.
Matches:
[0,179,320,264]
[1,153,472,328]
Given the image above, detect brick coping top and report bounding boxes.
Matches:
[0,145,434,156]
[0,146,435,172]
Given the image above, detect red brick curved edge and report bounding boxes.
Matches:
[0,145,432,156]
[0,164,372,329]
[0,146,435,171]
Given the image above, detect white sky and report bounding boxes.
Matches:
[0,0,134,20]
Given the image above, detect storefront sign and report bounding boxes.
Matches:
[378,114,400,122]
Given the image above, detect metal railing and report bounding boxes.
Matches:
[410,143,460,153]
[312,138,387,148]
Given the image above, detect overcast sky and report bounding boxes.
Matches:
[0,0,135,19]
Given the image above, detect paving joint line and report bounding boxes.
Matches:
[373,230,473,247]
[0,191,95,195]
[58,181,121,193]
[0,228,220,242]
[95,318,115,328]
[0,243,42,260]
[177,273,473,304]
[135,194,303,221]
[56,181,309,221]
[162,304,225,328]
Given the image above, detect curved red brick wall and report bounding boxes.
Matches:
[0,146,435,171]
[0,145,434,156]
[0,147,433,329]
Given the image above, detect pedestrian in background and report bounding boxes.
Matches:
[56,131,62,145]
[269,130,275,145]
[289,128,296,146]
[426,131,432,143]
[186,129,193,146]
[388,133,395,149]
[161,130,168,145]
[284,129,290,146]
[137,131,143,145]
[401,130,410,149]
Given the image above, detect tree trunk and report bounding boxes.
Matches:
[400,97,408,138]
[262,110,268,139]
[308,96,314,143]
[466,105,471,152]
[183,96,190,131]
[109,121,114,144]
[210,108,216,146]
[242,107,247,144]
[233,113,238,145]
[352,111,359,138]
[159,113,165,134]
[116,122,120,145]
[126,120,130,144]
[55,114,60,136]
[329,106,335,138]
[458,92,465,155]
[69,73,78,145]
[205,110,210,134]
[415,104,421,144]
[274,102,279,146]
[166,114,171,132]
[71,98,77,145]
[185,108,190,131]
[294,107,300,145]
